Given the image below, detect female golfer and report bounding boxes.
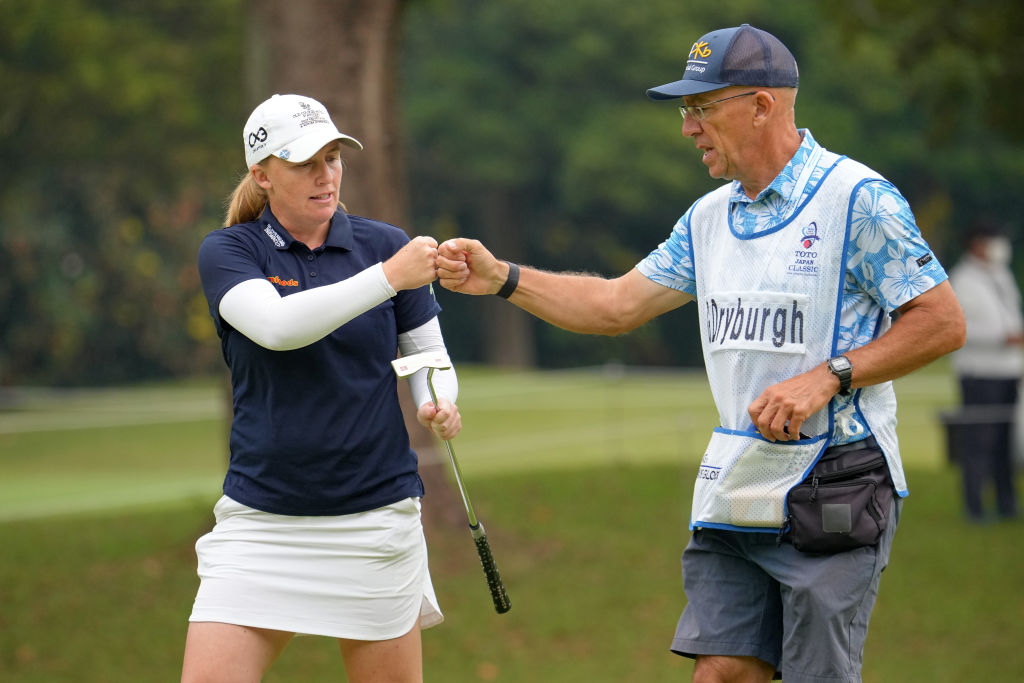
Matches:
[182,93,459,683]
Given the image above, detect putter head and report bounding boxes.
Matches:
[391,351,453,378]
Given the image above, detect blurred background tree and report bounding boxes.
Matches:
[1,0,1022,386]
[0,0,243,385]
[402,0,1024,368]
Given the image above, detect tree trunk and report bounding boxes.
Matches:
[244,0,462,530]
[478,188,536,367]
[246,0,406,222]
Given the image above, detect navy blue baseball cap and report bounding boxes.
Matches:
[646,24,799,100]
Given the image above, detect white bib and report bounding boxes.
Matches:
[689,153,883,530]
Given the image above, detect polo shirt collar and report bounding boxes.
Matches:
[258,205,355,251]
[324,209,355,250]
[729,128,818,206]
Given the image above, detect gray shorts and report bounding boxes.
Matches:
[671,498,901,683]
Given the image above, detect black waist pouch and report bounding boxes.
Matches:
[784,436,894,554]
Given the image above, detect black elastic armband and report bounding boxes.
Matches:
[495,262,520,299]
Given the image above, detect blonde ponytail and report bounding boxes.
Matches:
[224,172,268,227]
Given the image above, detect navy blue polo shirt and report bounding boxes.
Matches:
[197,205,441,516]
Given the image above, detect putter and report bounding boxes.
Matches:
[391,351,512,614]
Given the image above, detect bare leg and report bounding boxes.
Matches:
[181,622,293,683]
[338,620,423,683]
[693,655,775,683]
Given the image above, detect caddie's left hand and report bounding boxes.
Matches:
[417,398,462,440]
[747,364,836,441]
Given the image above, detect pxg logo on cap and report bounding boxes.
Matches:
[243,94,363,169]
[647,24,799,100]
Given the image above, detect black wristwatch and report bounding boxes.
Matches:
[826,355,853,396]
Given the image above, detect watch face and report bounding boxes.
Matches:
[830,356,852,372]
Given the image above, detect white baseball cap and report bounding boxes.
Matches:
[243,93,363,168]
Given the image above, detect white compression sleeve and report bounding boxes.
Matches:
[218,264,397,351]
[398,317,458,408]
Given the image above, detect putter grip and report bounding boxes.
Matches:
[470,522,511,614]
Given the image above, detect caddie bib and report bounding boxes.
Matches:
[689,151,883,531]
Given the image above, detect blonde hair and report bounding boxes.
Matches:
[223,156,350,227]
[224,171,268,227]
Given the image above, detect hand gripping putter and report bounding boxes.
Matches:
[391,351,511,614]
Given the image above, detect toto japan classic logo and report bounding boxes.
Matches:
[787,222,821,276]
[800,222,820,249]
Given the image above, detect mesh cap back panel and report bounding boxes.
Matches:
[721,28,798,87]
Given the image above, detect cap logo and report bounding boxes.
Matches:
[279,149,291,160]
[686,40,712,75]
[689,41,712,60]
[248,126,268,149]
[292,101,331,130]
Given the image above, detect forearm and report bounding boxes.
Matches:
[219,264,396,350]
[846,321,959,390]
[397,318,458,407]
[439,238,692,335]
[507,266,635,335]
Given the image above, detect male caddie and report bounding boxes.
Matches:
[439,24,964,682]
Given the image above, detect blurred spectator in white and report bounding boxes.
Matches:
[950,218,1023,522]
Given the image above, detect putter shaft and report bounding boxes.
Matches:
[426,368,479,527]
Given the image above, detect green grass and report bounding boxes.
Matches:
[2,362,1023,681]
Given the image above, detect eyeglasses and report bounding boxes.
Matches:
[679,91,758,121]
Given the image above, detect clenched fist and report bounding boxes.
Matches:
[437,238,506,295]
[382,236,439,291]
[417,397,462,441]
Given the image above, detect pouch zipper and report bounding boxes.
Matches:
[777,455,885,543]
[810,457,884,501]
[812,456,885,484]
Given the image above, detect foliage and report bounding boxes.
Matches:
[0,0,243,384]
[402,0,1024,366]
[820,0,1024,253]
[402,0,721,366]
[830,0,1024,144]
[4,1,1024,383]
